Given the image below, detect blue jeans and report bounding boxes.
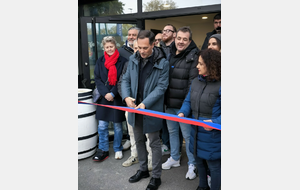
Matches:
[195,156,221,190]
[98,120,123,152]
[165,107,195,165]
[161,119,170,148]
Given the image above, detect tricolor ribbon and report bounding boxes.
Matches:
[78,101,221,131]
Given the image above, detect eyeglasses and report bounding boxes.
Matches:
[161,29,174,33]
[155,39,162,42]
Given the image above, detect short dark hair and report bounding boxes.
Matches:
[164,24,177,33]
[213,13,221,21]
[198,49,221,81]
[176,26,192,41]
[137,30,155,44]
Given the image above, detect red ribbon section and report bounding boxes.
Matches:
[78,101,221,131]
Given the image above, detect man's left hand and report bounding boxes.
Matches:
[135,103,145,109]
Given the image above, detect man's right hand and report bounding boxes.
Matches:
[125,97,136,108]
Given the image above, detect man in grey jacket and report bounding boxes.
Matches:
[121,30,169,190]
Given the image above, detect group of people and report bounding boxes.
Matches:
[92,13,221,190]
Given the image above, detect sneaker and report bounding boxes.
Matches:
[207,175,211,188]
[122,140,131,151]
[122,156,139,167]
[185,164,197,180]
[115,151,123,160]
[162,157,180,169]
[148,159,152,171]
[161,144,170,155]
[92,149,109,162]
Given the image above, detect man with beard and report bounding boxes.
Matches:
[160,24,177,57]
[121,30,169,190]
[201,13,221,50]
[162,26,199,180]
[157,24,177,156]
[118,26,141,60]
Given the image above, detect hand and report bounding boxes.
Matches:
[125,97,136,108]
[178,113,184,117]
[203,119,213,131]
[135,103,145,109]
[105,93,114,101]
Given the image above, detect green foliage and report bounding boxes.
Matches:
[87,0,124,16]
[144,0,177,12]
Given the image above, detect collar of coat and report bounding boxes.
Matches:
[131,47,166,69]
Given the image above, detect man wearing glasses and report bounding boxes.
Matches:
[158,24,177,159]
[201,13,221,50]
[160,24,177,57]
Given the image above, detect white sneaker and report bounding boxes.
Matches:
[122,140,131,150]
[122,155,138,167]
[185,164,197,180]
[162,157,180,169]
[115,151,123,160]
[207,175,211,188]
[161,144,170,155]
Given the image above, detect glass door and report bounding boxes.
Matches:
[79,16,138,140]
[79,17,138,89]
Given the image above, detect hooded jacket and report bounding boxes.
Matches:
[121,46,169,134]
[165,40,199,109]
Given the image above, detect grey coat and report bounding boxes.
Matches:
[121,47,169,134]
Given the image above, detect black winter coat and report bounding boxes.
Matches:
[165,40,199,109]
[94,55,128,122]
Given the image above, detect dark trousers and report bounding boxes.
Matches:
[195,156,221,190]
[134,114,162,178]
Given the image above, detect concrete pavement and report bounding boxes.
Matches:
[78,140,199,190]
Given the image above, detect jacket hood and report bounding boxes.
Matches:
[134,46,166,65]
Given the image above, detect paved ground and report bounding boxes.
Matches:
[78,140,199,190]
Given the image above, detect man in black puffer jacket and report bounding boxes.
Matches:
[162,26,199,180]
